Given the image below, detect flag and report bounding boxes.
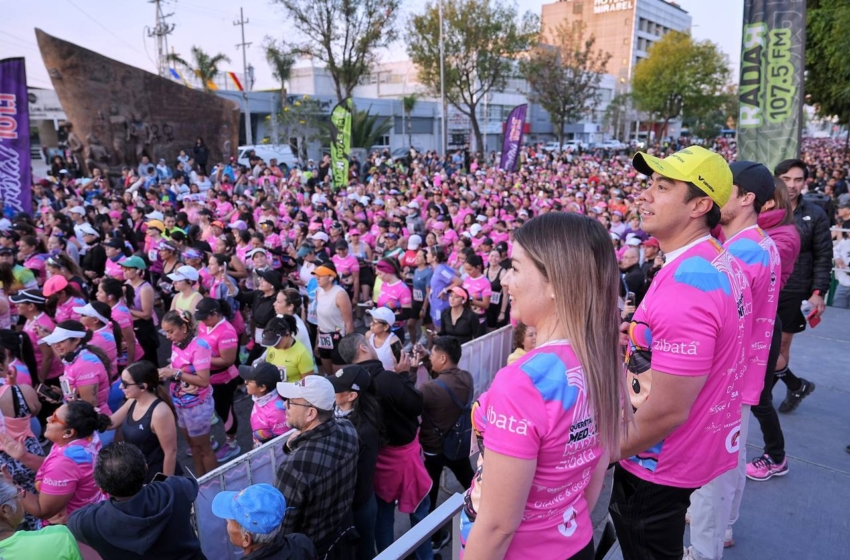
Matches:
[330,98,353,191]
[738,0,806,169]
[499,104,528,172]
[0,58,32,214]
[169,67,192,89]
[192,70,218,91]
[228,72,244,92]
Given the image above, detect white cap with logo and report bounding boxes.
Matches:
[276,375,335,411]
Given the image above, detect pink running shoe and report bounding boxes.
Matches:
[746,454,788,481]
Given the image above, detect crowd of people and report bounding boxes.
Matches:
[0,134,844,560]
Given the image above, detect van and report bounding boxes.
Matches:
[237,145,300,170]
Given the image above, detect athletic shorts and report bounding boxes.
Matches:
[317,330,343,363]
[176,393,215,437]
[777,291,807,335]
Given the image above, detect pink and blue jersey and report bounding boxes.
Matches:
[462,275,492,319]
[55,297,86,324]
[376,280,412,327]
[110,303,144,366]
[725,226,781,405]
[36,437,104,523]
[198,319,239,385]
[623,236,750,487]
[91,326,118,375]
[461,342,601,559]
[63,349,112,415]
[170,337,213,407]
[250,392,288,447]
[25,313,63,380]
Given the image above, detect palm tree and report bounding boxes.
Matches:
[350,105,394,149]
[167,46,231,92]
[264,39,296,108]
[401,94,418,147]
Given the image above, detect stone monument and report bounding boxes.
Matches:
[36,29,240,174]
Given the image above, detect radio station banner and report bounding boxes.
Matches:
[330,97,353,191]
[499,104,528,172]
[0,58,32,214]
[738,1,806,170]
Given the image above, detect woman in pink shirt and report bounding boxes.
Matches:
[374,259,413,343]
[11,289,63,385]
[461,213,626,560]
[43,275,86,324]
[74,301,120,376]
[462,254,491,329]
[96,278,144,369]
[239,362,288,448]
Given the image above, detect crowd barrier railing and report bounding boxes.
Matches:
[193,325,513,560]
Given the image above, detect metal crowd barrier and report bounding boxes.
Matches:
[193,325,513,560]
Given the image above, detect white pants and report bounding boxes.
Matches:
[688,405,750,560]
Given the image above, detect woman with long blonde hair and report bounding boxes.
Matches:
[461,212,627,560]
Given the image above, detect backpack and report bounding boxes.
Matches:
[434,379,474,461]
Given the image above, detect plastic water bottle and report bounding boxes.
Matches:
[801,300,814,317]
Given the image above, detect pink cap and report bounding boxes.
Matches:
[108,210,122,220]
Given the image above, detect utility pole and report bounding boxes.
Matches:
[148,0,175,78]
[234,7,254,146]
[438,0,447,156]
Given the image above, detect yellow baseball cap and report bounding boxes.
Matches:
[632,146,733,207]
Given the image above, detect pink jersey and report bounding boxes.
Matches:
[63,349,112,415]
[622,237,749,487]
[55,297,86,324]
[104,256,126,280]
[376,280,412,327]
[250,392,288,447]
[9,358,32,386]
[91,326,118,374]
[463,275,492,317]
[36,437,104,523]
[110,303,145,365]
[462,342,600,558]
[169,337,213,407]
[725,226,780,405]
[331,254,360,280]
[198,319,239,385]
[24,313,63,380]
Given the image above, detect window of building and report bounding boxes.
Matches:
[638,38,645,51]
[639,18,646,32]
[378,134,390,146]
[573,2,583,14]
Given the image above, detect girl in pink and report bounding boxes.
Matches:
[43,275,86,324]
[96,279,144,369]
[240,362,287,448]
[460,213,624,560]
[13,290,64,383]
[103,238,127,280]
[75,301,120,375]
[159,309,217,476]
[0,330,37,387]
[375,259,412,338]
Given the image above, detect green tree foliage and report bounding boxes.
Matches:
[264,39,296,103]
[407,0,539,151]
[167,46,231,92]
[682,87,739,139]
[272,95,327,160]
[806,0,850,133]
[603,92,632,141]
[350,105,393,149]
[401,94,419,146]
[271,0,400,102]
[631,31,730,138]
[519,21,611,149]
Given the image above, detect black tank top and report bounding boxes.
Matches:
[122,399,183,482]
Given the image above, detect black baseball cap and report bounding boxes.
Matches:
[730,161,775,205]
[238,362,285,390]
[194,298,222,320]
[258,269,283,291]
[9,289,46,305]
[261,316,292,347]
[105,237,125,249]
[329,364,373,393]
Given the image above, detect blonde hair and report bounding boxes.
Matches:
[513,212,627,454]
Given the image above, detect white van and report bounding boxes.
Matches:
[237,145,300,169]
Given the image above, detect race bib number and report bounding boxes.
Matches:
[318,333,334,350]
[413,288,424,302]
[254,327,265,345]
[148,249,158,262]
[490,291,501,305]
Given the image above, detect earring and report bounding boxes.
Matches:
[550,294,555,300]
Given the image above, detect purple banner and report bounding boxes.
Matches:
[0,58,31,215]
[499,104,527,172]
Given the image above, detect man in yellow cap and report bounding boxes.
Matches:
[609,146,752,560]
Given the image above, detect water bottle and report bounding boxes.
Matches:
[801,300,814,317]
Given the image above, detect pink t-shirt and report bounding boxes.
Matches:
[36,437,104,522]
[169,337,213,407]
[725,226,780,405]
[9,358,32,386]
[25,313,63,380]
[376,280,412,327]
[55,297,86,324]
[622,237,749,487]
[463,275,492,318]
[91,327,118,374]
[198,319,239,385]
[63,349,112,415]
[110,303,145,365]
[250,392,288,447]
[331,254,360,279]
[104,257,126,280]
[462,342,600,558]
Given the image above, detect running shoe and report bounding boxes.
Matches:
[745,454,788,481]
[724,527,735,548]
[778,378,815,413]
[431,528,451,553]
[215,441,241,463]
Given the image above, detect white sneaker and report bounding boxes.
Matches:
[683,547,697,560]
[724,527,735,548]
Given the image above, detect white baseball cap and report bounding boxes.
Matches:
[79,223,99,237]
[407,201,420,210]
[69,206,86,216]
[145,210,164,221]
[168,265,200,283]
[276,375,335,411]
[367,306,396,325]
[310,232,329,243]
[72,303,110,325]
[41,325,87,346]
[626,237,642,246]
[470,224,483,235]
[407,234,422,250]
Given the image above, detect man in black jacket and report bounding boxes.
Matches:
[68,442,205,560]
[338,333,433,560]
[773,159,829,415]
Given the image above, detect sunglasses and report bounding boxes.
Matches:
[283,399,315,410]
[48,412,68,427]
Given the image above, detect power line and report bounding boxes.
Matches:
[63,0,147,57]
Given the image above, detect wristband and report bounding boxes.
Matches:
[813,290,822,297]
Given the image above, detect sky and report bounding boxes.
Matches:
[2,0,743,91]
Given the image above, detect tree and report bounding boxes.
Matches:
[519,21,610,149]
[806,0,850,147]
[350,105,393,149]
[631,31,730,138]
[603,92,633,141]
[264,39,296,106]
[682,88,739,139]
[401,94,419,146]
[167,46,231,92]
[271,0,400,103]
[272,95,327,161]
[407,0,539,152]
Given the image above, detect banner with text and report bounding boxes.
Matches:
[0,58,31,215]
[738,1,806,170]
[499,104,528,172]
[330,98,353,191]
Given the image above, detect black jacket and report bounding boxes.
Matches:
[782,198,832,295]
[242,531,317,560]
[619,264,646,305]
[358,359,423,447]
[438,307,480,345]
[67,476,205,560]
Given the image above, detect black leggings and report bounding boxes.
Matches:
[212,376,240,437]
[134,317,160,368]
[424,452,474,514]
